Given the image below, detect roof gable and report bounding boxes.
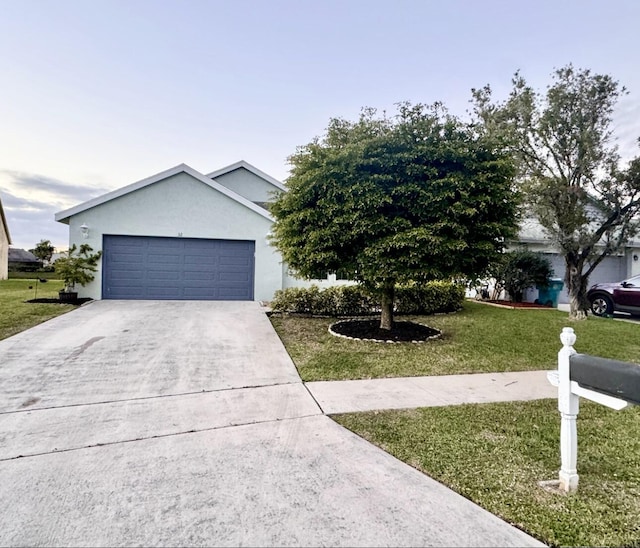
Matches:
[207,160,286,192]
[0,196,11,244]
[55,164,274,224]
[517,215,640,248]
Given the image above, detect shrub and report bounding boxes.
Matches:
[270,282,463,316]
[395,281,466,314]
[55,244,102,293]
[491,251,553,302]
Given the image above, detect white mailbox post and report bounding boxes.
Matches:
[547,327,631,493]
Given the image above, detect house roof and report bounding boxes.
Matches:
[8,248,40,263]
[517,216,640,248]
[0,195,11,244]
[55,163,277,224]
[206,160,287,192]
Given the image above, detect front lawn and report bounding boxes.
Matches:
[334,399,640,547]
[0,279,76,340]
[8,270,60,280]
[270,301,640,381]
[271,300,640,545]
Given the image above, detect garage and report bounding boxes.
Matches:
[545,253,626,304]
[55,162,288,301]
[102,235,255,300]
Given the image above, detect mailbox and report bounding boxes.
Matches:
[547,328,637,493]
[570,354,640,406]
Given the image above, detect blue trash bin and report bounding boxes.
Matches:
[536,278,564,307]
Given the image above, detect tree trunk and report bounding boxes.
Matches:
[566,262,588,320]
[380,283,395,331]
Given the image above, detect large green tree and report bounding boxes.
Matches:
[471,65,640,319]
[270,103,518,330]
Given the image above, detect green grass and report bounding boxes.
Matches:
[0,279,76,340]
[334,400,640,547]
[270,301,640,381]
[8,270,60,280]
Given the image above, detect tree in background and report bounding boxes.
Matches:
[29,239,55,264]
[471,65,640,319]
[270,103,519,331]
[490,251,553,303]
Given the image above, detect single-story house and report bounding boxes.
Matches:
[0,196,10,280]
[56,160,640,304]
[55,161,328,301]
[512,217,640,304]
[8,248,43,272]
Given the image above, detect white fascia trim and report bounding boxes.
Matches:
[54,163,274,224]
[206,160,287,192]
[0,198,11,244]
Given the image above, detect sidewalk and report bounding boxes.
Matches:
[306,370,556,414]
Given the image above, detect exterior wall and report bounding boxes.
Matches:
[0,226,8,280]
[66,172,281,301]
[213,168,283,204]
[627,248,640,278]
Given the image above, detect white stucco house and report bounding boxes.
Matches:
[0,196,11,280]
[55,161,331,301]
[56,159,639,304]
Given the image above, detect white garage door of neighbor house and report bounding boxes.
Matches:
[547,253,626,304]
[102,235,255,300]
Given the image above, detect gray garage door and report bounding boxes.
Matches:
[545,253,626,304]
[102,235,255,300]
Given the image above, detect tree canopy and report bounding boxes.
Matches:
[490,250,553,303]
[29,239,55,263]
[270,103,519,329]
[471,65,640,319]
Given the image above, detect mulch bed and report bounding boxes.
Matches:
[329,319,441,343]
[26,298,93,305]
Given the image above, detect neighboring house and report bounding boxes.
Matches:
[512,217,640,304]
[8,248,43,272]
[0,196,11,280]
[55,161,326,302]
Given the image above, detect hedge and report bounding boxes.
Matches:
[270,282,464,316]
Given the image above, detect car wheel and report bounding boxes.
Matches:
[590,294,613,317]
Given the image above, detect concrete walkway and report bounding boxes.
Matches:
[0,301,544,547]
[307,370,556,414]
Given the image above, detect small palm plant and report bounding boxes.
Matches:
[55,244,102,297]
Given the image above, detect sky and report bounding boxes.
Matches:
[2,0,640,251]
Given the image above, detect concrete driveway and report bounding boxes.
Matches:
[0,301,543,547]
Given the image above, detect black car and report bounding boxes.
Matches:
[587,274,640,317]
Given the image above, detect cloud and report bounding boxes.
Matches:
[613,98,640,164]
[0,188,57,214]
[0,171,110,250]
[0,170,110,210]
